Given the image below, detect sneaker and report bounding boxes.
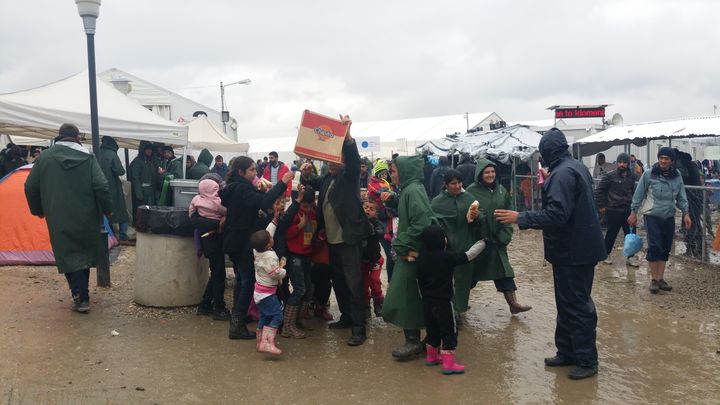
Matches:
[625,257,640,268]
[603,259,613,265]
[71,298,90,313]
[649,280,659,294]
[657,279,672,292]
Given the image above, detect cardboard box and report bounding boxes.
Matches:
[294,110,349,164]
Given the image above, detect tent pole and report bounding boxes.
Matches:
[511,158,517,210]
[124,148,130,177]
[182,146,187,179]
[646,138,651,169]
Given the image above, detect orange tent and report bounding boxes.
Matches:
[0,165,55,265]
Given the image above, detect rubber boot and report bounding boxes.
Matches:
[281,305,306,338]
[314,303,334,321]
[503,291,532,314]
[372,297,384,317]
[229,315,255,340]
[391,329,423,359]
[259,327,282,355]
[256,328,263,351]
[441,350,465,375]
[425,345,440,366]
[300,301,312,320]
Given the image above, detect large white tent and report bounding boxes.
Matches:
[186,115,248,153]
[575,115,720,157]
[0,71,187,148]
[416,124,543,164]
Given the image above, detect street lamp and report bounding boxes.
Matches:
[75,0,101,161]
[75,0,109,287]
[220,78,251,133]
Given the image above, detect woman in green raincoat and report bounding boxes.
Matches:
[381,155,434,359]
[430,168,481,316]
[466,159,532,315]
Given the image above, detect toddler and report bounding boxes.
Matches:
[251,221,287,355]
[417,224,485,375]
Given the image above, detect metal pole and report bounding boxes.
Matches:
[646,138,651,170]
[220,81,226,134]
[85,31,110,287]
[702,189,707,262]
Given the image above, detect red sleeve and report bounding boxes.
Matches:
[262,166,270,181]
[281,165,291,197]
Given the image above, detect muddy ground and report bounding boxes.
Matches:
[1,228,719,404]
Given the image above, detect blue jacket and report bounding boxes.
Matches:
[630,164,688,220]
[517,129,607,266]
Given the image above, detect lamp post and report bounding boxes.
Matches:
[220,78,251,133]
[76,0,109,287]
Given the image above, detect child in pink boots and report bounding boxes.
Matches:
[251,221,287,355]
[417,224,485,375]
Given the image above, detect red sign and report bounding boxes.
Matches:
[555,107,605,119]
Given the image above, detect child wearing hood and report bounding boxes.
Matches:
[189,179,229,320]
[417,224,485,375]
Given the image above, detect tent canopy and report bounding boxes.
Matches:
[416,124,542,164]
[575,115,720,156]
[352,112,496,142]
[186,115,248,153]
[0,72,187,147]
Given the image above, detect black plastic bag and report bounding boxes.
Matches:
[135,206,194,236]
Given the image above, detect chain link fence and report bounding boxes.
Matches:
[511,174,720,265]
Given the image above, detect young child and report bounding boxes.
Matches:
[417,224,485,375]
[282,186,317,338]
[251,223,287,355]
[361,200,385,317]
[188,179,229,320]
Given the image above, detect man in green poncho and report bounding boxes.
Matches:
[99,136,130,241]
[129,141,159,224]
[381,154,435,359]
[157,146,183,206]
[24,123,113,313]
[466,159,531,314]
[430,168,481,317]
[187,148,213,180]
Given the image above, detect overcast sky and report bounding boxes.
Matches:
[1,0,718,138]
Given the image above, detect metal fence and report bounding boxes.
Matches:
[510,175,720,265]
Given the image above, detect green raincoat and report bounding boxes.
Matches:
[99,137,129,224]
[465,159,515,282]
[24,142,112,274]
[129,141,159,221]
[382,155,435,329]
[431,189,481,313]
[187,148,212,180]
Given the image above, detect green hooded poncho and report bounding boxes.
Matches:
[187,148,212,180]
[382,155,434,329]
[99,137,129,224]
[128,141,159,221]
[431,186,481,313]
[465,159,514,282]
[24,142,112,274]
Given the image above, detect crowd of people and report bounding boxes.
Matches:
[19,120,709,381]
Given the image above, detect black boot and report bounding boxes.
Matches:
[197,299,213,316]
[347,326,366,346]
[229,315,255,340]
[212,305,230,321]
[568,365,598,380]
[391,329,423,359]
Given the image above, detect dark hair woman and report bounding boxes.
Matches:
[220,156,293,339]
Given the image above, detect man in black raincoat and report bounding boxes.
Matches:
[495,128,606,380]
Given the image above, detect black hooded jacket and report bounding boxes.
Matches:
[456,155,476,188]
[517,129,607,266]
[417,225,470,301]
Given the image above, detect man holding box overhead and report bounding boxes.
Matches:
[300,114,371,346]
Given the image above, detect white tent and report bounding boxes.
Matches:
[186,115,248,153]
[0,71,187,148]
[416,125,542,164]
[575,115,720,156]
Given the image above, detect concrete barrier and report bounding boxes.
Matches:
[134,232,209,307]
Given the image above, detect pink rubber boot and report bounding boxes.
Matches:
[259,327,282,355]
[425,345,440,366]
[256,328,263,352]
[441,350,465,375]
